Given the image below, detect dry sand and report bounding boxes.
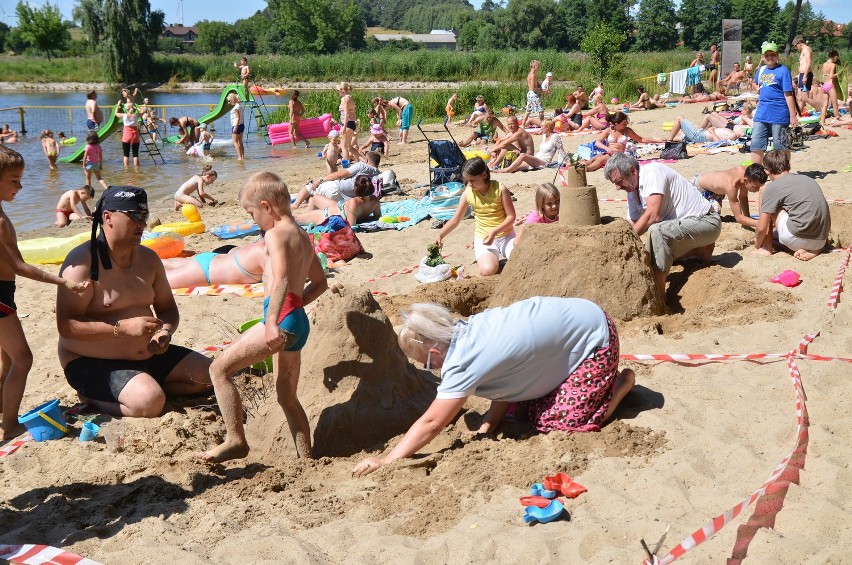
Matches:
[2,101,852,563]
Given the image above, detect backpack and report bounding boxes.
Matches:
[660,141,689,160]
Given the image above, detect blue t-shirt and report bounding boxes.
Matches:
[754,64,793,124]
[436,297,610,402]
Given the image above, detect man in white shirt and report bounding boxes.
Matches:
[604,152,721,297]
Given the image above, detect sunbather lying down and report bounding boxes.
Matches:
[291,174,381,227]
[163,240,265,288]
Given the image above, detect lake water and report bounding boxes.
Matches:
[0,90,320,233]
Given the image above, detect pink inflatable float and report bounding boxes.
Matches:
[268,113,337,146]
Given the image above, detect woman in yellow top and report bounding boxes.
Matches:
[436,157,516,276]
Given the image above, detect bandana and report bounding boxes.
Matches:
[90,186,148,280]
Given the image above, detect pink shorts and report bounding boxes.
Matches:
[821,82,832,94]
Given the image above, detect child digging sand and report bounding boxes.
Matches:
[437,157,517,276]
[198,171,327,462]
[54,185,95,227]
[0,146,90,440]
[174,165,218,210]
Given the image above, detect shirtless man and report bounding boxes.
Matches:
[719,63,748,90]
[521,60,543,128]
[487,115,533,170]
[573,84,589,109]
[793,36,813,113]
[57,186,212,417]
[707,44,720,87]
[689,164,768,226]
[85,91,103,131]
[169,116,200,147]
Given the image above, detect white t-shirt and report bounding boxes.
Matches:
[627,162,710,222]
[436,297,610,402]
[541,77,552,91]
[122,114,138,127]
[230,103,243,126]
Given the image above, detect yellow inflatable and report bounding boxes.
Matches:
[152,204,205,237]
[60,137,77,146]
[662,121,674,132]
[19,231,89,264]
[430,149,491,167]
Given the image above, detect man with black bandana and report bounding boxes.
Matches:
[56,186,212,417]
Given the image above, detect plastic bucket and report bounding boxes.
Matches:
[19,399,68,442]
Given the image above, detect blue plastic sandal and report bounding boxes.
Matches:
[530,483,557,499]
[523,499,565,524]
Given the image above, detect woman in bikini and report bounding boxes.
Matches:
[163,240,265,289]
[387,96,413,144]
[630,86,666,110]
[562,94,584,129]
[337,82,357,163]
[582,112,665,172]
[819,50,842,127]
[578,94,611,131]
[288,90,310,149]
[466,95,489,127]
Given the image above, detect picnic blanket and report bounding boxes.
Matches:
[354,195,432,232]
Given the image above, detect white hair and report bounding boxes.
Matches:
[397,302,456,359]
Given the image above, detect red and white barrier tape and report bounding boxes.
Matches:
[645,334,813,564]
[0,433,33,459]
[827,245,851,309]
[0,544,103,565]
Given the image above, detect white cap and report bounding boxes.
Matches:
[328,129,340,139]
[546,72,553,77]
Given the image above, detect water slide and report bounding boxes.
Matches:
[165,83,250,143]
[57,109,122,164]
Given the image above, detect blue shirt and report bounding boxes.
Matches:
[754,64,793,125]
[436,297,610,402]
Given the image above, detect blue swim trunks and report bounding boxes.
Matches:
[400,104,413,131]
[262,293,310,351]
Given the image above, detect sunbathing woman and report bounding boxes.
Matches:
[679,83,728,103]
[698,103,753,132]
[466,95,489,127]
[582,112,665,172]
[292,174,381,227]
[578,94,610,131]
[163,240,265,289]
[494,119,565,173]
[630,86,666,110]
[562,94,584,129]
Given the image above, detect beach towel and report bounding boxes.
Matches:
[0,544,104,565]
[353,195,432,232]
[669,69,688,94]
[686,66,702,88]
[172,284,264,298]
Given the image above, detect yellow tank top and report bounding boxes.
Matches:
[466,179,507,239]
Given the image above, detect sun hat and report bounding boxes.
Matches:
[546,72,553,77]
[328,129,339,139]
[761,42,779,54]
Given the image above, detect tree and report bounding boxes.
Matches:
[401,2,473,34]
[586,0,631,41]
[270,0,365,54]
[501,0,565,50]
[73,0,105,48]
[193,21,238,55]
[0,22,9,52]
[14,1,70,60]
[581,21,626,78]
[784,0,803,55]
[559,0,587,51]
[101,0,165,83]
[730,0,779,52]
[677,0,730,50]
[634,0,678,51]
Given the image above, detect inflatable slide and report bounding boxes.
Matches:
[268,114,335,146]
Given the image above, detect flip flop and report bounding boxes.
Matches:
[530,483,557,498]
[522,499,565,524]
[520,495,565,508]
[544,472,588,499]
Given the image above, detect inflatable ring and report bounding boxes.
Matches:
[142,231,185,259]
[60,137,77,146]
[152,221,205,237]
[18,231,89,264]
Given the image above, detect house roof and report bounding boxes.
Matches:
[164,25,200,36]
[373,33,456,44]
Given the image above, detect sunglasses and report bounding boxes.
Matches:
[114,210,149,223]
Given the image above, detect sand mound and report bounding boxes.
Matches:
[828,203,852,248]
[246,289,437,458]
[488,220,664,320]
[378,277,496,325]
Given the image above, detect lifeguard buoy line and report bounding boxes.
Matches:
[268,114,336,146]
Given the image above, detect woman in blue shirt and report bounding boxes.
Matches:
[751,42,799,167]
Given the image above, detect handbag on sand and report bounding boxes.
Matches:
[660,141,689,160]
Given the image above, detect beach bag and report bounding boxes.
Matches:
[415,257,452,283]
[430,182,471,221]
[310,217,365,262]
[660,141,689,160]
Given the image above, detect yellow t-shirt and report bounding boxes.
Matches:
[466,179,507,239]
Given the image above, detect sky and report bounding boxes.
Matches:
[2,0,850,28]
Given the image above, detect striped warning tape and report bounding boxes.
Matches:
[647,336,812,565]
[172,283,264,298]
[0,544,103,565]
[366,253,454,283]
[827,244,851,309]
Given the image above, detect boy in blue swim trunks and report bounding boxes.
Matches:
[199,171,328,463]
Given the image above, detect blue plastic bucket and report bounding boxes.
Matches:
[19,399,68,442]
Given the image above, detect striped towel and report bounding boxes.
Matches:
[0,544,103,565]
[172,283,264,298]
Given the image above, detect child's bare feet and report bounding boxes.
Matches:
[751,247,773,256]
[794,248,822,261]
[196,440,250,463]
[1,422,28,442]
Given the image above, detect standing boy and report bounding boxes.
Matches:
[0,146,89,440]
[199,172,327,463]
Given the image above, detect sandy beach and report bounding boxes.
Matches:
[2,100,851,563]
